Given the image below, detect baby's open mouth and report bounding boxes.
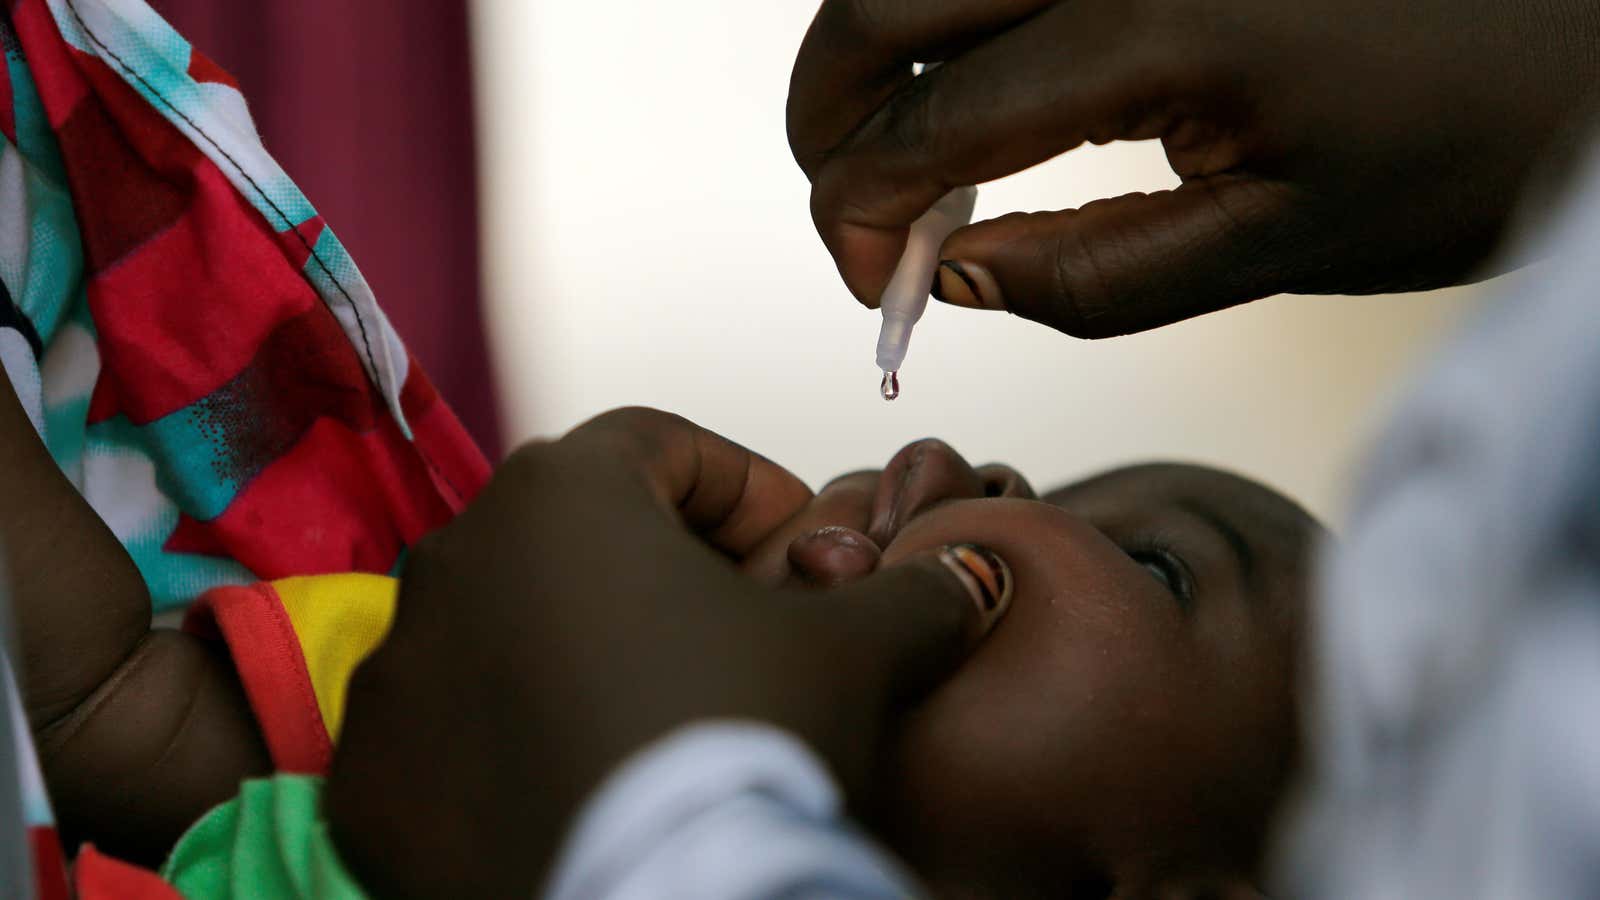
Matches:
[870,439,970,546]
[869,439,1034,547]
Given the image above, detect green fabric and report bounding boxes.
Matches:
[161,776,368,899]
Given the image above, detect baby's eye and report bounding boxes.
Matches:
[1129,548,1195,612]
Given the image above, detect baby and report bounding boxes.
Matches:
[740,438,1319,898]
[9,383,1317,896]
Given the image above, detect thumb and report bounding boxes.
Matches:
[829,544,1013,709]
[934,174,1314,338]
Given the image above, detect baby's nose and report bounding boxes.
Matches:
[869,439,987,547]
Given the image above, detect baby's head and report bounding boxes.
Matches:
[745,440,1321,898]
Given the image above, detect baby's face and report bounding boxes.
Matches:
[743,440,1318,898]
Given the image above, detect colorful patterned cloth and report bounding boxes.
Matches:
[186,574,400,775]
[160,775,363,900]
[0,0,490,612]
[0,0,493,895]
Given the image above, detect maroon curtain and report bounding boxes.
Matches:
[150,0,503,458]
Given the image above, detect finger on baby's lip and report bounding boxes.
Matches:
[738,472,881,586]
[788,526,881,588]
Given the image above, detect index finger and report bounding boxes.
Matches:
[561,407,814,558]
[786,0,1052,177]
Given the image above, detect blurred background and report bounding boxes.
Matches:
[155,0,1488,524]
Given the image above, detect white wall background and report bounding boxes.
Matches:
[469,2,1481,523]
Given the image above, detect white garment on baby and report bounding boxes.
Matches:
[543,723,920,900]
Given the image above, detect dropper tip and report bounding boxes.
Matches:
[880,370,900,401]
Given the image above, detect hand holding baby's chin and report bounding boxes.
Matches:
[324,408,1010,899]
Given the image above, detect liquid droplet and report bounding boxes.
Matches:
[880,370,900,401]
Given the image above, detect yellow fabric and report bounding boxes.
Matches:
[273,574,399,743]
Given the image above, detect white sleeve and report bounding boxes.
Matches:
[542,723,923,900]
[1274,137,1600,899]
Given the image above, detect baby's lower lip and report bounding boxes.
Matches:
[880,487,989,555]
[878,496,1020,567]
[876,505,957,565]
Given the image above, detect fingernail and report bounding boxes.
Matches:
[807,525,871,548]
[933,261,1004,311]
[788,527,881,587]
[939,544,1013,628]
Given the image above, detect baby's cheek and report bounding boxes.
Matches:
[880,603,1137,885]
[883,585,1215,887]
[880,499,1210,828]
